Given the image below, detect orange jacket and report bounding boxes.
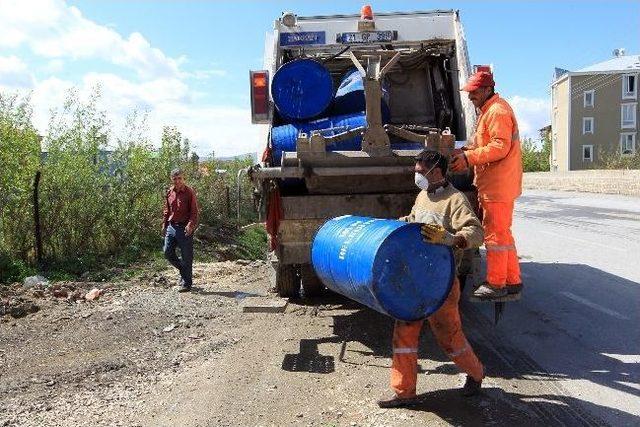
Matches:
[464,94,522,202]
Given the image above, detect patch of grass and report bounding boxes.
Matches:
[233,225,267,261]
[1,222,268,285]
[0,253,36,284]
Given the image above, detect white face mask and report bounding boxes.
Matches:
[414,172,430,191]
[414,161,437,191]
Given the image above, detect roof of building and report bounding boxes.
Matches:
[575,54,640,73]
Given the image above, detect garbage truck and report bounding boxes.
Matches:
[248,6,482,298]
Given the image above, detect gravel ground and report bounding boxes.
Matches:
[1,259,605,426]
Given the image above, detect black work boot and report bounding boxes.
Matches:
[377,394,418,408]
[461,375,482,397]
[506,283,523,294]
[473,282,507,299]
[177,279,191,293]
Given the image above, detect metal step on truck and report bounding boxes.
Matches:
[248,6,481,298]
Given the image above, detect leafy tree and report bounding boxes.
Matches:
[0,93,41,280]
[521,136,550,172]
[0,87,259,283]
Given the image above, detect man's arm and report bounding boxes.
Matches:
[464,108,514,166]
[450,196,484,249]
[185,188,199,235]
[162,191,170,232]
[398,198,418,222]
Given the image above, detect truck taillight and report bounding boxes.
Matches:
[250,70,270,124]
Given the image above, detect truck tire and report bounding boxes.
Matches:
[301,264,324,298]
[275,263,300,298]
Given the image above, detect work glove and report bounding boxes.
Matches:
[421,223,456,246]
[449,152,469,172]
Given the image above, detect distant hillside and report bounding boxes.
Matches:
[202,152,258,162]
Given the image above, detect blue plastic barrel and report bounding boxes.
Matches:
[271,59,334,120]
[333,69,390,121]
[270,112,366,165]
[270,112,425,165]
[311,215,455,321]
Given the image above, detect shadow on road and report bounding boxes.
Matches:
[411,388,638,426]
[281,261,640,425]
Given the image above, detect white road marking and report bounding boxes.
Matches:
[536,230,626,253]
[601,353,640,364]
[615,381,640,392]
[561,292,629,320]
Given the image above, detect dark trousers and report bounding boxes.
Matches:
[163,223,194,287]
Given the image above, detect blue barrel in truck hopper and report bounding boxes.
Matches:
[332,68,391,121]
[270,112,425,165]
[270,112,366,165]
[311,215,455,321]
[271,59,334,121]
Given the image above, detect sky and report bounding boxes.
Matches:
[0,0,638,156]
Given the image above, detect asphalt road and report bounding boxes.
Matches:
[466,189,640,426]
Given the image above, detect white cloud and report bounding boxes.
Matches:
[187,69,228,80]
[20,73,263,157]
[507,96,551,140]
[0,55,34,88]
[44,59,65,73]
[0,0,262,157]
[0,0,182,79]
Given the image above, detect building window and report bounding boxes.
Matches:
[584,90,594,107]
[621,103,637,129]
[623,74,637,99]
[582,145,593,162]
[620,133,636,156]
[583,117,594,134]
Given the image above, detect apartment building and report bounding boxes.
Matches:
[551,51,639,171]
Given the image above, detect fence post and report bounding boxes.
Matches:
[224,185,230,218]
[33,170,43,266]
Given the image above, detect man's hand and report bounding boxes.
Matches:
[421,223,456,246]
[185,224,195,237]
[161,224,167,237]
[450,152,469,172]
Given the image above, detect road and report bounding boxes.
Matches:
[3,189,638,427]
[467,189,640,426]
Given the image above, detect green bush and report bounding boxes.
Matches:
[521,136,551,172]
[233,226,267,261]
[0,88,259,283]
[598,147,640,169]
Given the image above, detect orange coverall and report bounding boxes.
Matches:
[464,94,523,288]
[391,278,484,397]
[392,185,484,398]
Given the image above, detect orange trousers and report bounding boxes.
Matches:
[481,199,521,287]
[390,278,484,398]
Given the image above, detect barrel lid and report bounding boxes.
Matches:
[271,59,333,120]
[372,224,455,321]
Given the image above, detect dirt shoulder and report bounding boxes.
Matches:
[1,261,602,427]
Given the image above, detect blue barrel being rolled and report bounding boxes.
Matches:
[333,69,391,122]
[311,215,455,321]
[271,59,334,121]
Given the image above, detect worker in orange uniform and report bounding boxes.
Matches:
[450,71,523,300]
[378,149,485,408]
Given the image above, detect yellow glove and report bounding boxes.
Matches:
[421,223,456,246]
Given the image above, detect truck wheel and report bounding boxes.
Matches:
[301,264,324,298]
[275,264,300,298]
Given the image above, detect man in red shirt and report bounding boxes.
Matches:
[162,168,199,292]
